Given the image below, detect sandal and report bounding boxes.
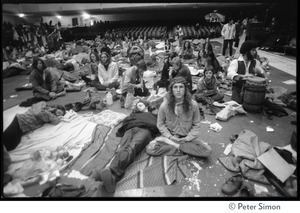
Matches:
[221,174,243,195]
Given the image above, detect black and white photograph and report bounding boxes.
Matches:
[1,0,297,201]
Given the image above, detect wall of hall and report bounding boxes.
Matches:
[3,14,42,25]
[42,9,216,28]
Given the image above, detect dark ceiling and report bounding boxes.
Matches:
[2,2,277,17]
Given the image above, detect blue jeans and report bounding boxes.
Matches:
[222,39,234,56]
[110,127,153,177]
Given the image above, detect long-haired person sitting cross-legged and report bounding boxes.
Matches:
[155,77,212,157]
[29,58,66,101]
[3,101,66,151]
[90,51,120,91]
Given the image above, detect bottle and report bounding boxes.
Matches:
[124,87,134,109]
[106,91,113,106]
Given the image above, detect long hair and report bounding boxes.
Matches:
[53,105,66,116]
[32,58,46,70]
[167,77,192,115]
[207,51,217,64]
[100,51,111,65]
[183,41,192,51]
[90,51,100,63]
[204,42,213,54]
[197,49,207,60]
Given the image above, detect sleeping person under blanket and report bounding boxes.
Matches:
[3,101,66,151]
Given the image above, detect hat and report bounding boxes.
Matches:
[170,76,187,88]
[129,45,144,57]
[240,40,257,54]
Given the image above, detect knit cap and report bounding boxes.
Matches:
[129,45,144,57]
[240,40,257,54]
[170,76,187,88]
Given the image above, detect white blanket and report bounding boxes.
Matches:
[8,113,97,172]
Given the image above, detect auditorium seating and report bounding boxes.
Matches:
[61,21,223,42]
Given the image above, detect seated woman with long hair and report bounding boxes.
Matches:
[197,49,208,70]
[90,51,120,91]
[180,41,194,60]
[155,52,178,89]
[29,58,66,101]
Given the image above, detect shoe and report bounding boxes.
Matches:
[73,102,83,112]
[82,90,92,105]
[100,168,117,193]
[120,96,125,108]
[65,85,81,92]
[90,169,102,182]
[240,185,253,197]
[65,103,74,111]
[221,174,243,195]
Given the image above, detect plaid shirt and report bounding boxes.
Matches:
[16,101,61,133]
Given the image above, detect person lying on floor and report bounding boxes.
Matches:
[155,76,212,157]
[194,65,224,104]
[3,101,66,152]
[90,51,120,91]
[90,100,160,193]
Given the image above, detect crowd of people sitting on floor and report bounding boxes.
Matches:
[3,16,297,196]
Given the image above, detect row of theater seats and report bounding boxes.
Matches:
[113,26,167,39]
[172,25,222,39]
[62,24,222,42]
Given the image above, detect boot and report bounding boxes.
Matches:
[120,95,125,108]
[99,168,118,193]
[82,90,92,105]
[65,85,81,92]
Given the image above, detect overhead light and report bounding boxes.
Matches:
[56,15,62,19]
[19,13,25,17]
[82,13,90,19]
